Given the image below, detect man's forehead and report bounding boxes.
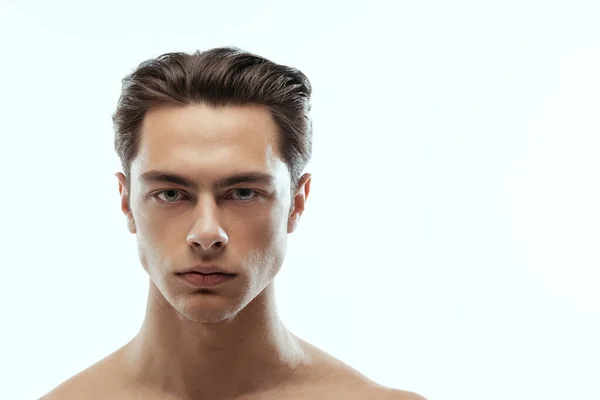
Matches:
[131,140,288,184]
[130,102,290,188]
[140,103,279,145]
[139,103,282,157]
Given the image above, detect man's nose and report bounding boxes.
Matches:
[186,196,229,251]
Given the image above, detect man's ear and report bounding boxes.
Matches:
[288,173,311,234]
[115,172,136,234]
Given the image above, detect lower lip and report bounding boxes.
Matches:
[178,272,236,287]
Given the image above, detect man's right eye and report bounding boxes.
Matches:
[156,190,185,203]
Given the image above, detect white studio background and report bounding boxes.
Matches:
[0,1,599,399]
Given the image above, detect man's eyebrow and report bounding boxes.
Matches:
[138,170,276,189]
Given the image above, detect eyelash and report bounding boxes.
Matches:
[153,188,259,203]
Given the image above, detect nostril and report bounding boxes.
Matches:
[188,236,226,250]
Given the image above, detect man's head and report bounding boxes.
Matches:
[112,47,312,323]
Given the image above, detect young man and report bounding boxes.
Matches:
[42,47,425,400]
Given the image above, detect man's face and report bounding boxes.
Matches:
[116,103,310,323]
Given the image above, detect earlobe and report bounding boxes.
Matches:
[127,216,137,234]
[124,203,136,234]
[116,172,136,234]
[123,199,136,234]
[287,212,300,233]
[288,173,311,234]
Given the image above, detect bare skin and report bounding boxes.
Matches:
[41,103,425,400]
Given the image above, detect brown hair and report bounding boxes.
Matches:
[112,46,313,194]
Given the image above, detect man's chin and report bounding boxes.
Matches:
[173,297,240,324]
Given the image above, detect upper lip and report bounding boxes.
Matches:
[178,265,235,275]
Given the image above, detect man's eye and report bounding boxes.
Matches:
[231,189,257,201]
[156,190,184,203]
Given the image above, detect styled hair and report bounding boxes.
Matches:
[112,46,313,193]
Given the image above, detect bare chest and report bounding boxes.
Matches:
[102,379,383,400]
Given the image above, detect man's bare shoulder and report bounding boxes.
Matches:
[39,351,135,400]
[327,375,426,400]
[299,343,425,400]
[311,374,426,400]
[376,388,428,400]
[40,369,104,400]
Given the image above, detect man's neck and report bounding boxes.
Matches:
[123,280,309,399]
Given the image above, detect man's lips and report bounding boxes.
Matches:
[177,271,236,287]
[177,265,235,275]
